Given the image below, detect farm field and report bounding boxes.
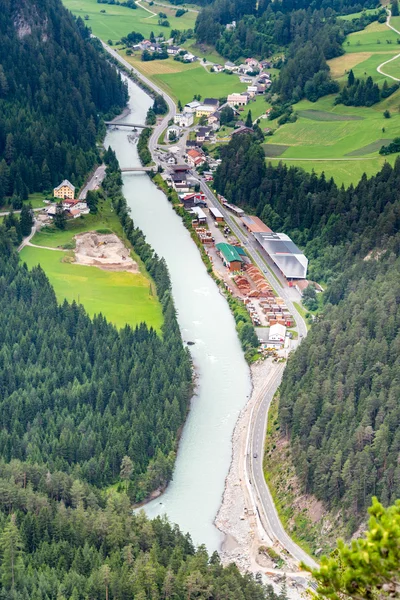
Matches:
[20,246,163,330]
[344,21,400,54]
[63,0,196,43]
[152,67,247,104]
[122,51,200,76]
[267,93,400,185]
[23,199,163,330]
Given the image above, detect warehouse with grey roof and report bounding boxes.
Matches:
[253,232,308,280]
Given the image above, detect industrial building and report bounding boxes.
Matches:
[253,231,308,280]
[216,243,246,271]
[241,215,272,234]
[209,207,224,222]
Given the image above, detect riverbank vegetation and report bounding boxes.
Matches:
[0,0,127,207]
[215,132,400,538]
[138,128,153,165]
[154,174,260,361]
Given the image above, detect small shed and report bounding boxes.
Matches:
[209,207,224,222]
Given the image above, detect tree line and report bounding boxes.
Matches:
[335,70,399,107]
[0,0,127,206]
[214,132,400,529]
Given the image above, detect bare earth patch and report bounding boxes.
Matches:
[74,232,138,272]
[328,52,372,78]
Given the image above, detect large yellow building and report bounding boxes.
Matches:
[54,180,75,200]
[195,105,215,118]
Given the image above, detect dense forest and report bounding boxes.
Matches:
[0,460,279,600]
[0,149,193,503]
[214,133,400,527]
[0,0,127,205]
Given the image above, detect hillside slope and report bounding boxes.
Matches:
[0,0,127,204]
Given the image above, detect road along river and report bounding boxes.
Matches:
[105,77,252,552]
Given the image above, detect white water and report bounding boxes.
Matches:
[105,78,251,552]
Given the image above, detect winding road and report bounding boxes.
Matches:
[377,9,400,82]
[103,41,315,569]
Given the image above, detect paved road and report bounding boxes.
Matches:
[18,221,38,252]
[377,9,400,82]
[0,206,44,217]
[103,41,315,568]
[79,164,106,199]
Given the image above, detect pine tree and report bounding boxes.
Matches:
[120,456,134,491]
[19,203,34,237]
[0,515,24,593]
[54,202,67,230]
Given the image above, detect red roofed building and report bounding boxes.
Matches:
[186,149,206,168]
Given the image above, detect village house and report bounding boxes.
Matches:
[174,112,194,127]
[247,85,258,97]
[245,57,259,69]
[186,149,206,168]
[227,93,249,107]
[224,61,238,72]
[180,192,207,210]
[186,140,201,149]
[212,64,224,73]
[259,60,272,70]
[225,20,236,30]
[266,323,287,348]
[184,100,201,113]
[167,45,180,55]
[54,180,75,200]
[207,111,221,130]
[240,76,253,83]
[231,126,254,136]
[196,126,212,142]
[195,104,215,117]
[183,53,196,62]
[138,40,152,51]
[170,172,190,193]
[237,64,252,75]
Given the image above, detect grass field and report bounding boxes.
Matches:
[123,51,199,76]
[63,0,196,43]
[339,8,382,21]
[23,199,163,330]
[20,246,163,330]
[152,67,247,104]
[266,92,400,185]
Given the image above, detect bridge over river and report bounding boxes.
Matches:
[105,121,152,129]
[120,167,154,172]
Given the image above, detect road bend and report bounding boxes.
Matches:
[103,41,315,567]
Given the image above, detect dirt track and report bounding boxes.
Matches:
[74,232,138,272]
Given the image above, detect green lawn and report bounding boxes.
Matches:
[152,67,247,104]
[24,199,163,330]
[20,246,163,330]
[63,0,196,43]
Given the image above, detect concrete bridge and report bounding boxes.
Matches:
[120,167,155,172]
[105,121,151,129]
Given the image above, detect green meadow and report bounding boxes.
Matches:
[20,246,163,330]
[21,200,163,330]
[152,67,247,104]
[63,0,196,43]
[266,92,400,186]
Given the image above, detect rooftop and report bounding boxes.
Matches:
[54,179,75,191]
[203,98,219,106]
[216,242,245,264]
[254,232,308,279]
[241,215,272,233]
